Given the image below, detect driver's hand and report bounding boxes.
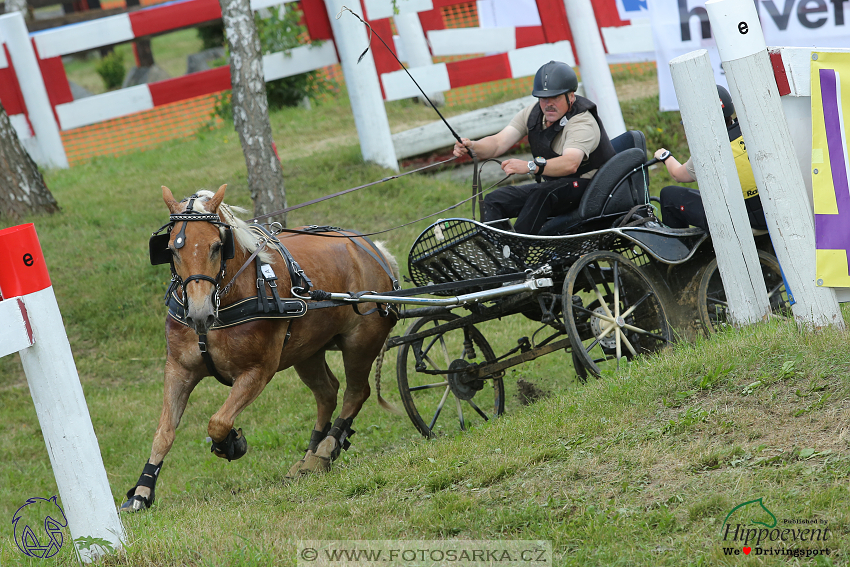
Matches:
[501,159,529,176]
[453,138,473,157]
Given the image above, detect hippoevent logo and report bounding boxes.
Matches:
[720,498,832,559]
[12,496,68,559]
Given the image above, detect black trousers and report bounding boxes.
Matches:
[659,186,767,232]
[482,177,592,234]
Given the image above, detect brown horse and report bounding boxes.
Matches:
[120,185,399,512]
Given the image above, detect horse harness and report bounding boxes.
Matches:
[150,201,399,387]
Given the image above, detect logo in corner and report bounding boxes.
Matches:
[12,496,68,559]
[722,497,778,532]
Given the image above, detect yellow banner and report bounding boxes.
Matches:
[812,52,850,288]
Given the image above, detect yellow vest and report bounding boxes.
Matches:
[730,133,759,200]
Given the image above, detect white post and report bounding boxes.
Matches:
[0,12,69,169]
[394,12,445,106]
[562,0,626,137]
[0,224,125,562]
[670,50,770,325]
[705,0,844,329]
[324,0,398,171]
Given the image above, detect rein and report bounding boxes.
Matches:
[248,156,458,224]
[262,167,510,240]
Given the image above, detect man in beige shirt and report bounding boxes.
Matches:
[453,60,615,234]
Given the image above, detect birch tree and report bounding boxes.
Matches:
[220,0,287,223]
[5,0,28,15]
[0,103,59,220]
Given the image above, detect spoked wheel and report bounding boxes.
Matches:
[397,314,505,438]
[564,251,672,377]
[698,250,791,333]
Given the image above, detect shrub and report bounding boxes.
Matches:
[95,51,126,90]
[197,23,225,50]
[213,4,334,121]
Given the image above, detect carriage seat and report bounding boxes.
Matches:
[611,129,647,154]
[537,147,648,236]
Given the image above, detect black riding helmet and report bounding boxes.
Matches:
[717,84,735,121]
[532,61,578,98]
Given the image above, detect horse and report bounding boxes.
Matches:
[120,185,399,512]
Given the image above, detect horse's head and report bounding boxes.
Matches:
[162,185,232,335]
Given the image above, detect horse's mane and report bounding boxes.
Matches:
[188,190,275,264]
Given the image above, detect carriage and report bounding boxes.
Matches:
[330,129,789,438]
[125,128,789,511]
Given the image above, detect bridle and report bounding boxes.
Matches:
[149,195,235,316]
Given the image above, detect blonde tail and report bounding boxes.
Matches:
[374,339,403,415]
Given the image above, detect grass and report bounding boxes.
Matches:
[1,73,841,566]
[63,29,205,95]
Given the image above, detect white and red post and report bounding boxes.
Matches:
[0,224,125,562]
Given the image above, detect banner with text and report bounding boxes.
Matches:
[813,52,850,288]
[650,0,850,110]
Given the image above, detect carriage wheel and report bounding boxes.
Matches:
[698,250,790,333]
[564,251,672,377]
[397,314,505,438]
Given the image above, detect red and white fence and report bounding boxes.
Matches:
[0,0,649,169]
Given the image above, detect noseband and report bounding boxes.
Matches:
[150,195,234,315]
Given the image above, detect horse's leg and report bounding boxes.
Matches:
[310,323,390,467]
[287,351,340,478]
[121,359,202,512]
[207,366,276,460]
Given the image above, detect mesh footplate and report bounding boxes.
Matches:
[407,219,641,294]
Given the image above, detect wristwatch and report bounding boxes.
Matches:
[534,156,547,182]
[527,160,536,175]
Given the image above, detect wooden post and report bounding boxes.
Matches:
[705,0,845,329]
[562,0,626,137]
[0,224,125,562]
[394,11,444,106]
[670,49,770,326]
[324,0,398,171]
[0,12,68,169]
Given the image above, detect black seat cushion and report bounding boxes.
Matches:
[578,148,647,218]
[610,130,647,155]
[538,148,648,236]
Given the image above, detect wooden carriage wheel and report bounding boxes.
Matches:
[698,250,790,333]
[563,251,672,377]
[396,314,505,438]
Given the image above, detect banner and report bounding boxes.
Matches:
[651,0,850,110]
[812,52,850,288]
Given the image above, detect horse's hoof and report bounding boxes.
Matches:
[298,437,337,474]
[284,459,306,480]
[211,428,248,461]
[300,454,332,474]
[119,495,150,513]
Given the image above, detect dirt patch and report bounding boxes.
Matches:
[616,79,660,101]
[516,378,551,406]
[277,134,360,160]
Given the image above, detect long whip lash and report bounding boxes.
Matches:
[336,5,464,145]
[247,6,485,226]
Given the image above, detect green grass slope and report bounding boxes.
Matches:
[0,92,846,566]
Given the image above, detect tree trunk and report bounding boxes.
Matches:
[5,0,28,14]
[220,0,286,224]
[0,103,59,220]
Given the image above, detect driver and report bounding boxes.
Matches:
[453,60,616,234]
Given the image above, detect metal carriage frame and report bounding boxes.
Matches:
[321,130,790,438]
[326,214,785,438]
